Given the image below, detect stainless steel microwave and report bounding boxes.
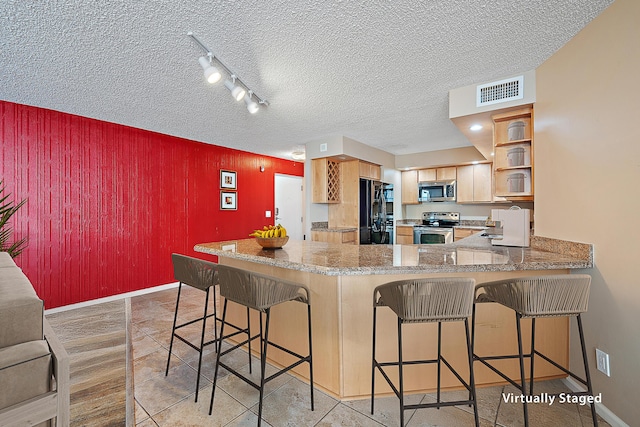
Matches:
[418,180,456,202]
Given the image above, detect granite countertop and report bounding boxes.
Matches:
[311,227,358,233]
[194,234,592,276]
[310,222,357,232]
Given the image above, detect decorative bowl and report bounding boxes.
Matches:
[255,236,289,249]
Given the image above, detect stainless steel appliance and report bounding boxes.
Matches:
[413,211,460,244]
[360,180,393,244]
[418,180,456,202]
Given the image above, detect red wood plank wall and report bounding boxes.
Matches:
[0,101,303,308]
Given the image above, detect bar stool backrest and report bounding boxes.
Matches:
[475,274,591,318]
[171,253,218,291]
[217,264,310,312]
[374,277,475,323]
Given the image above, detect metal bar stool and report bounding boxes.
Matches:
[208,264,314,426]
[472,274,597,427]
[371,277,479,427]
[166,254,253,402]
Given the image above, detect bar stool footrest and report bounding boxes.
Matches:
[374,355,474,396]
[405,399,475,410]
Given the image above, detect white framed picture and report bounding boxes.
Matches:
[220,170,237,189]
[221,191,237,210]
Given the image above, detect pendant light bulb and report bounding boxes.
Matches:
[198,56,221,84]
[224,79,246,101]
[244,94,259,114]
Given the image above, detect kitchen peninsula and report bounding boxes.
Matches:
[195,235,592,400]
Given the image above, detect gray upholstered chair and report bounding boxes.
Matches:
[371,277,479,427]
[0,251,69,426]
[472,274,597,427]
[208,264,313,426]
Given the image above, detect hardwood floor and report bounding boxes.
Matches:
[46,299,133,426]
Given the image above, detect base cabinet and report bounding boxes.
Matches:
[311,230,357,244]
[453,227,483,241]
[396,225,414,244]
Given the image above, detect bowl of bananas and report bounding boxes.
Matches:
[250,224,289,249]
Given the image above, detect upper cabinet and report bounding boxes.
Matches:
[403,167,458,205]
[401,170,419,204]
[359,161,381,181]
[456,163,493,203]
[418,167,456,182]
[492,107,534,201]
[312,158,341,203]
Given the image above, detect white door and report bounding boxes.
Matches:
[274,174,304,240]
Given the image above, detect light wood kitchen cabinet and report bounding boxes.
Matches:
[358,161,381,181]
[492,107,534,201]
[418,167,456,182]
[456,163,493,203]
[328,160,360,229]
[311,230,357,244]
[312,158,341,203]
[401,170,419,204]
[396,225,414,244]
[454,227,483,241]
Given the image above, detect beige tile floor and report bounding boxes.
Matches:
[131,287,610,427]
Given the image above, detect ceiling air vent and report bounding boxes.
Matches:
[476,75,524,107]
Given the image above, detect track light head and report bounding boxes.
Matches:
[189,33,268,112]
[224,78,246,101]
[198,56,221,84]
[244,93,259,114]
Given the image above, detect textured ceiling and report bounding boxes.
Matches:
[0,0,613,160]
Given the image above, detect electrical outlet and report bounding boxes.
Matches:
[320,143,327,152]
[596,348,610,376]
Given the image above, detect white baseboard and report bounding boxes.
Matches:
[44,282,180,315]
[562,377,629,427]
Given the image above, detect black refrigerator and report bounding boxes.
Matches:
[359,179,392,244]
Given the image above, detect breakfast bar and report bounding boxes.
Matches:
[194,235,592,400]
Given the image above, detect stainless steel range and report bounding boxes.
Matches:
[413,212,460,244]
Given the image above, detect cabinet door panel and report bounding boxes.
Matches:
[456,165,474,203]
[401,171,419,204]
[473,163,493,202]
[437,167,457,180]
[418,169,437,182]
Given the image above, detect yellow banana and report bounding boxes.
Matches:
[252,224,289,239]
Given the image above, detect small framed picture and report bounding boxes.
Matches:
[221,191,237,210]
[220,170,237,189]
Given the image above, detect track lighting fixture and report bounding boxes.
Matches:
[244,92,259,114]
[224,76,246,101]
[188,32,268,113]
[198,55,221,84]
